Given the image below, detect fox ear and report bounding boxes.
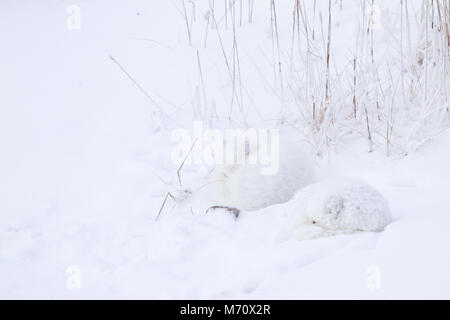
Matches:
[325,196,344,219]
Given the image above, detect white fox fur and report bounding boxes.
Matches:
[285,178,393,240]
[209,135,392,239]
[211,137,316,211]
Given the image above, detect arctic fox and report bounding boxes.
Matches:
[285,178,393,239]
[211,136,316,211]
[209,135,392,239]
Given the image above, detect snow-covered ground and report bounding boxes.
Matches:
[1,0,449,299]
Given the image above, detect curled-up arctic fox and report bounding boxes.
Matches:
[211,136,316,211]
[285,178,393,240]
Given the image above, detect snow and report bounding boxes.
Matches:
[1,0,450,299]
